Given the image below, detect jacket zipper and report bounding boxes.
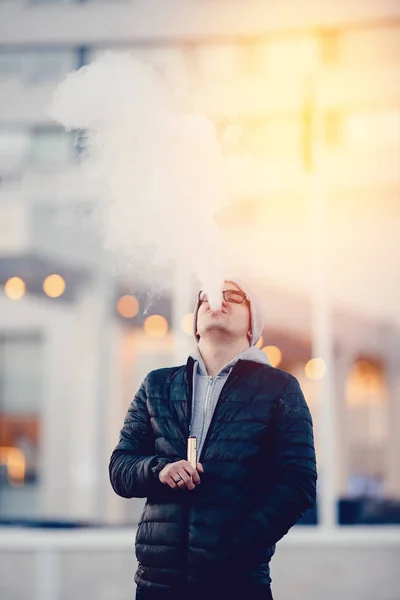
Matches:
[186,375,215,580]
[185,363,198,581]
[186,364,238,578]
[198,376,214,452]
[198,369,236,463]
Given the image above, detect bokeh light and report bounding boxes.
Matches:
[305,358,327,380]
[181,313,194,335]
[117,295,139,319]
[262,345,282,367]
[43,274,66,298]
[144,315,169,338]
[4,277,26,300]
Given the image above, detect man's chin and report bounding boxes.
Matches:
[202,324,231,337]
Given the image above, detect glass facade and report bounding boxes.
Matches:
[0,49,76,83]
[0,334,43,519]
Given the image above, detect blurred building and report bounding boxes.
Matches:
[0,0,400,532]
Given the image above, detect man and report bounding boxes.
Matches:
[109,279,317,600]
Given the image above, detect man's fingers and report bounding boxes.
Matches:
[174,462,198,489]
[191,471,201,485]
[179,461,201,485]
[177,471,195,491]
[182,464,201,485]
[168,473,184,490]
[165,474,178,489]
[161,460,202,490]
[168,478,178,489]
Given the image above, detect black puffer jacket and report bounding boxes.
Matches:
[109,358,317,590]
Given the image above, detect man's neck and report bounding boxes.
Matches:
[197,338,250,376]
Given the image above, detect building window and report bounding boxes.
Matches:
[263,35,319,74]
[346,359,387,498]
[0,52,21,78]
[319,30,340,65]
[0,126,75,174]
[344,110,400,149]
[324,109,400,150]
[228,116,302,158]
[0,334,43,518]
[339,26,400,66]
[29,126,74,168]
[194,44,243,82]
[324,111,342,148]
[0,128,30,175]
[0,49,76,84]
[0,127,74,172]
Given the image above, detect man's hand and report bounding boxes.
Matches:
[159,460,204,491]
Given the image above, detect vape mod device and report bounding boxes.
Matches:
[187,436,197,469]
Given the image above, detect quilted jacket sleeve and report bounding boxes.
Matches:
[109,378,169,499]
[232,375,317,552]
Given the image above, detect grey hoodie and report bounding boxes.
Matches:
[189,346,271,461]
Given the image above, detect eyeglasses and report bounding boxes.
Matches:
[198,289,249,305]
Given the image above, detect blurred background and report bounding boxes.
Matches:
[0,1,399,599]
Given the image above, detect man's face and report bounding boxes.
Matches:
[196,281,251,343]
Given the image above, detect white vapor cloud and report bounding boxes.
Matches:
[49,52,227,309]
